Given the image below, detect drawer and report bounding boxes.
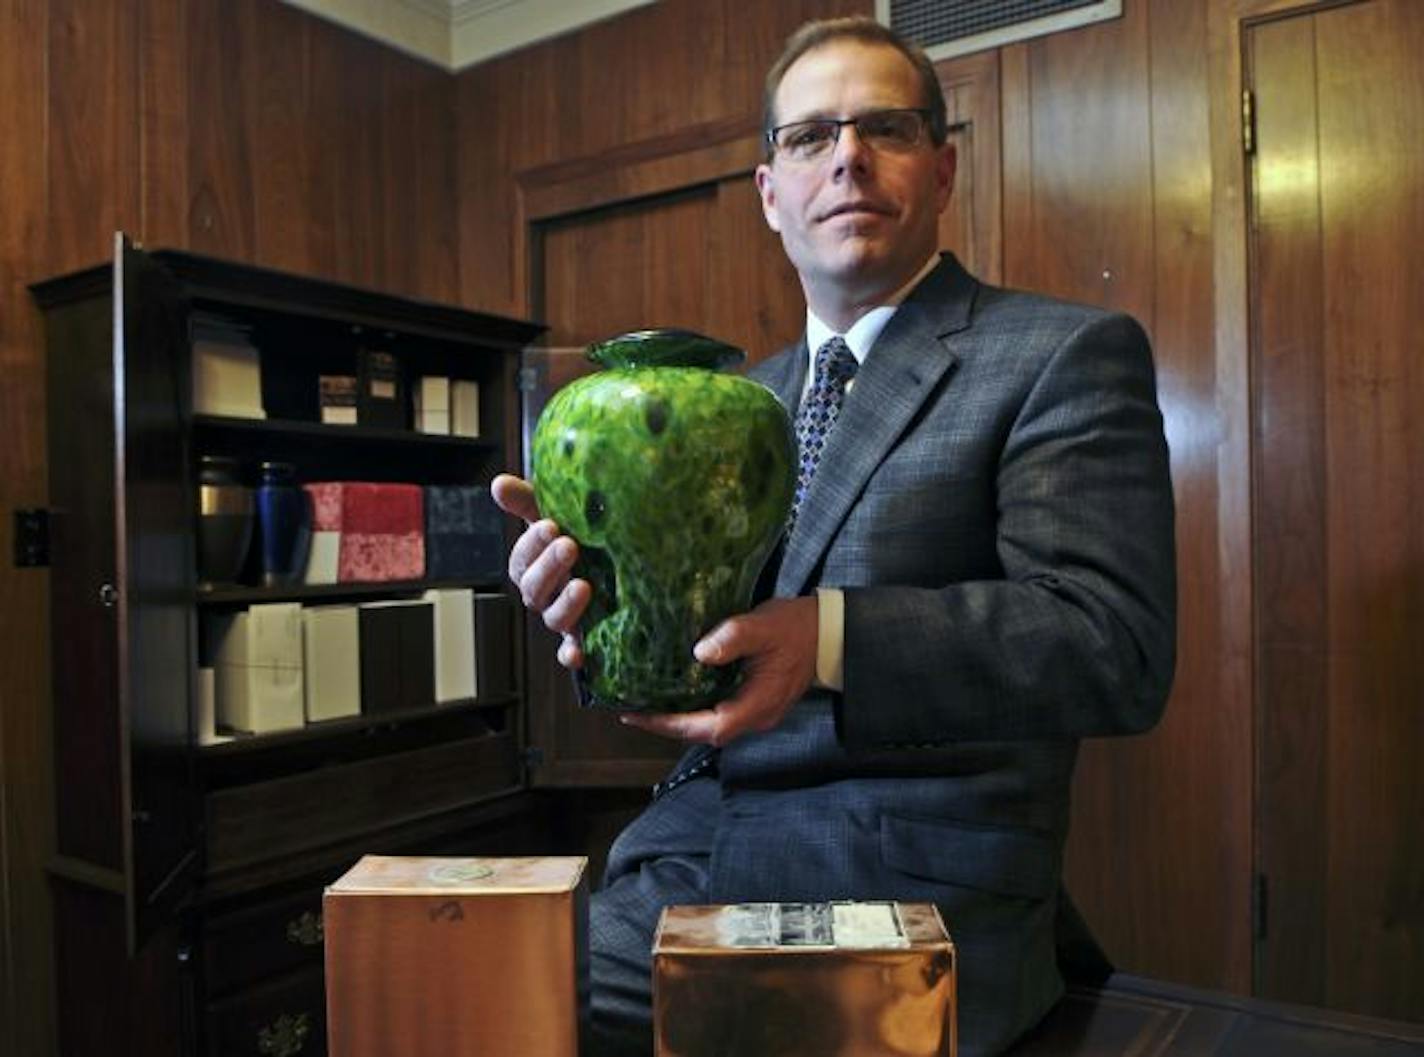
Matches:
[206,731,520,874]
[203,888,326,998]
[206,968,326,1057]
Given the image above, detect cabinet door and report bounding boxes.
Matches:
[45,233,199,953]
[116,235,201,951]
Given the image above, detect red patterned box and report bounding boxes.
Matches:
[305,482,425,583]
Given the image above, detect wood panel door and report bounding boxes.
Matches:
[1246,0,1424,1021]
[524,169,803,786]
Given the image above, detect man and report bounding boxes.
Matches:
[494,16,1175,1057]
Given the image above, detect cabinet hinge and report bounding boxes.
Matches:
[517,365,541,392]
[523,745,545,768]
[13,508,50,567]
[1242,88,1256,156]
[1252,872,1268,940]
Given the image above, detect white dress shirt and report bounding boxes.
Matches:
[800,253,940,691]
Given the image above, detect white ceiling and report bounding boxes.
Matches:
[280,0,658,70]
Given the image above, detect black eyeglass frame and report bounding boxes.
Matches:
[764,107,936,156]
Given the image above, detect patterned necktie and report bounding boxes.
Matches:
[788,336,858,535]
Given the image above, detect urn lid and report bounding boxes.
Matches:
[587,328,744,371]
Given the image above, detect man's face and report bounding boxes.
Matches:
[755,40,955,308]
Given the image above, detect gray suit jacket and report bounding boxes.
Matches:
[612,253,1175,1056]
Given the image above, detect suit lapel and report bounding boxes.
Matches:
[775,254,977,597]
[757,338,807,414]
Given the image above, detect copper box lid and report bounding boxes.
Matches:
[327,854,586,895]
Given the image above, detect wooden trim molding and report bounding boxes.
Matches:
[277,0,659,70]
[514,118,764,319]
[517,118,763,224]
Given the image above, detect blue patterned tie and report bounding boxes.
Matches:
[788,336,858,535]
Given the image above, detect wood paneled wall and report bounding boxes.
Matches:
[0,2,462,1053]
[1000,0,1253,994]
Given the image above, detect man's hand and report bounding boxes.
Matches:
[620,595,819,747]
[490,473,590,668]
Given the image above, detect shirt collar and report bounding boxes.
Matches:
[803,252,940,377]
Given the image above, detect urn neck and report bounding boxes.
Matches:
[587,329,745,371]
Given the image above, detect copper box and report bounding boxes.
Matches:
[324,855,587,1057]
[653,901,956,1057]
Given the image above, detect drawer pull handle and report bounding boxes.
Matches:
[257,1011,311,1057]
[285,911,324,947]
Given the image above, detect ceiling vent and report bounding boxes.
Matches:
[877,0,1122,61]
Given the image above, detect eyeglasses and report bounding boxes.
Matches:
[766,108,933,163]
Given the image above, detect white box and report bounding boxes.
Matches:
[451,379,480,437]
[213,603,305,734]
[193,337,264,419]
[303,605,362,722]
[195,667,233,746]
[415,376,450,435]
[423,588,476,703]
[304,530,341,585]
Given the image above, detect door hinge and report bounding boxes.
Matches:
[523,745,545,769]
[1242,88,1256,156]
[517,365,542,392]
[1252,872,1268,940]
[13,508,50,567]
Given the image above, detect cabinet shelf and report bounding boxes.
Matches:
[197,578,505,606]
[198,694,519,759]
[193,414,498,450]
[192,414,506,485]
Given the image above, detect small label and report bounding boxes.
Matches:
[426,861,496,885]
[831,901,908,948]
[714,901,907,949]
[716,903,789,948]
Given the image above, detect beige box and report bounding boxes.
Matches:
[451,379,480,437]
[324,855,588,1057]
[414,375,450,434]
[302,605,361,722]
[653,901,956,1057]
[192,329,264,419]
[423,588,476,703]
[212,603,305,734]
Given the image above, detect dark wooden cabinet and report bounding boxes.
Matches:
[32,235,549,1056]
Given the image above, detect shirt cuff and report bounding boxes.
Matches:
[813,586,845,692]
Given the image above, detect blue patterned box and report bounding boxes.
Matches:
[423,486,505,581]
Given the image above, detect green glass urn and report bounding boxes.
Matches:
[530,329,795,712]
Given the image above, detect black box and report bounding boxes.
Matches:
[357,349,406,429]
[358,603,402,714]
[474,593,515,699]
[425,486,505,581]
[358,600,434,712]
[398,601,435,709]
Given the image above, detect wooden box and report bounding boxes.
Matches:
[324,855,587,1057]
[653,901,956,1057]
